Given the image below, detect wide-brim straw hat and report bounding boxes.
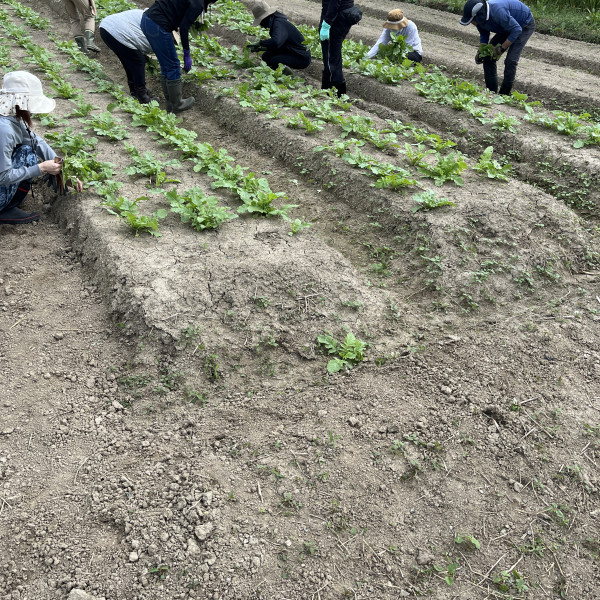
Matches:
[383,9,409,30]
[250,0,276,26]
[1,71,55,114]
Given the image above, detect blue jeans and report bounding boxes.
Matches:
[483,17,535,94]
[0,145,37,211]
[320,15,352,85]
[140,12,181,80]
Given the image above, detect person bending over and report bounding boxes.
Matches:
[0,72,83,225]
[248,1,311,76]
[460,0,535,95]
[100,9,158,104]
[141,0,216,113]
[61,0,101,55]
[367,9,422,63]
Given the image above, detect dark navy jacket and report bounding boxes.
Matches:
[474,0,533,44]
[261,12,310,58]
[321,0,354,25]
[146,0,204,50]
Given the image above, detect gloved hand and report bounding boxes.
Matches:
[319,21,331,41]
[494,44,506,58]
[183,49,192,72]
[247,42,262,53]
[475,50,484,65]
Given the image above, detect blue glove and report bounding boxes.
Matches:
[183,49,192,72]
[319,21,331,41]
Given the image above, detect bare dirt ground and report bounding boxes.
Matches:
[1,0,600,599]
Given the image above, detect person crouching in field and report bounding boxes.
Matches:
[367,10,422,63]
[100,9,159,104]
[61,0,101,55]
[248,1,311,76]
[141,0,216,113]
[460,0,535,95]
[0,72,83,225]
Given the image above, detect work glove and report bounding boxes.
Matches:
[183,49,192,72]
[494,44,506,58]
[475,50,484,64]
[319,21,331,41]
[247,42,262,53]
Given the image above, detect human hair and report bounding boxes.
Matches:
[15,106,33,129]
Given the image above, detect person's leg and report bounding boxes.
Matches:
[263,51,310,71]
[483,32,509,93]
[68,0,100,53]
[500,18,535,95]
[141,13,193,111]
[62,0,82,37]
[325,17,352,95]
[0,145,40,224]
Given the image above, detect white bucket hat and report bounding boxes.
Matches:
[0,71,56,116]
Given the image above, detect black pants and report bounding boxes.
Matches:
[99,28,147,88]
[320,15,352,85]
[262,49,311,70]
[407,50,422,63]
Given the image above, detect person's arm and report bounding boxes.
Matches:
[179,0,204,50]
[367,28,390,59]
[261,18,289,49]
[477,24,489,44]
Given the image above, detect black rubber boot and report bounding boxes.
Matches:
[127,80,136,97]
[165,78,194,113]
[321,69,332,90]
[160,75,172,112]
[134,85,159,104]
[84,30,101,53]
[6,181,31,210]
[0,206,40,225]
[332,80,347,98]
[74,35,87,55]
[483,59,498,93]
[499,80,514,95]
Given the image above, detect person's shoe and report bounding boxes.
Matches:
[332,80,347,98]
[160,75,172,112]
[84,30,101,53]
[134,85,159,104]
[321,69,332,90]
[6,181,31,209]
[282,66,294,77]
[165,78,194,113]
[499,80,514,95]
[0,206,40,225]
[74,35,87,55]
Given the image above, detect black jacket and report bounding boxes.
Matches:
[261,12,310,57]
[321,0,354,25]
[146,0,204,50]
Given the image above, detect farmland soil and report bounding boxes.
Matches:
[1,1,600,600]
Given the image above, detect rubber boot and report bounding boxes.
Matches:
[0,206,40,225]
[165,78,194,113]
[74,35,87,55]
[482,59,498,93]
[282,65,294,77]
[499,79,514,96]
[6,181,31,210]
[127,79,136,97]
[160,75,172,112]
[332,80,347,98]
[134,85,159,104]
[85,30,101,53]
[321,69,332,90]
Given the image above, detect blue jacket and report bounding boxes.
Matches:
[474,0,533,44]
